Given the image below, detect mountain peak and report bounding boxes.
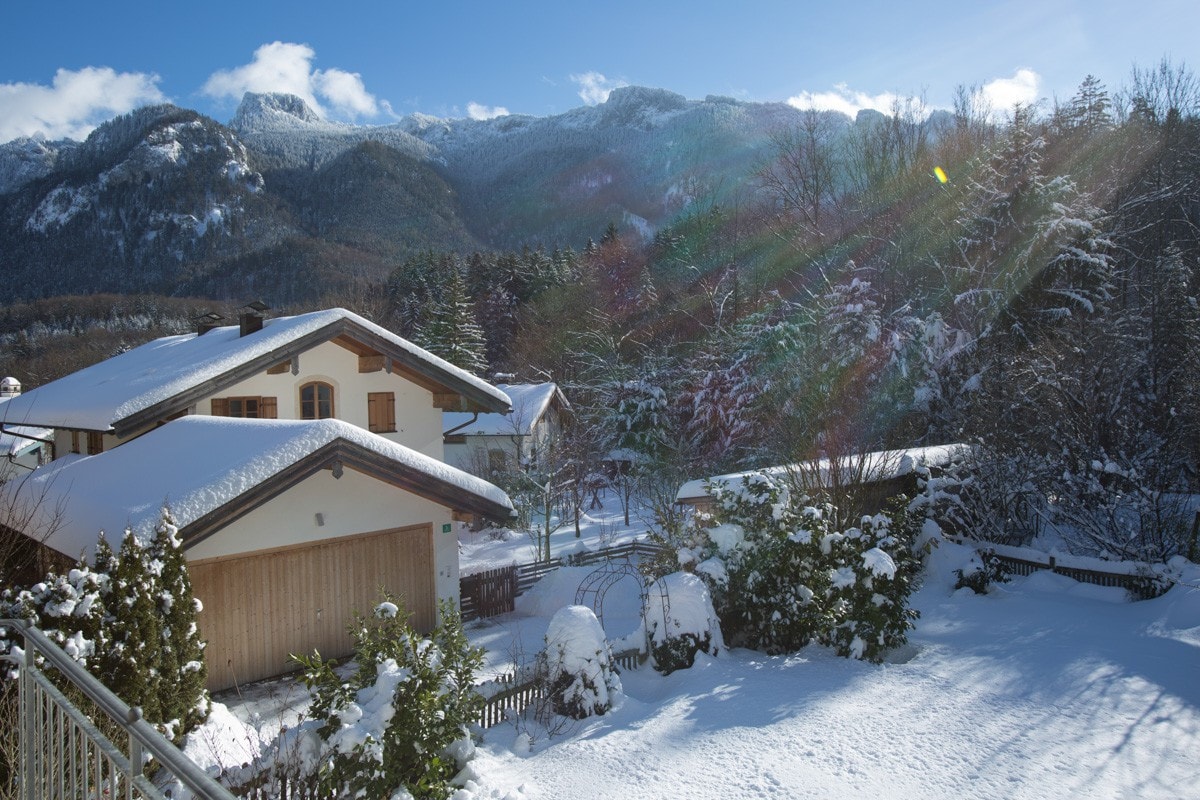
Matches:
[232,93,323,129]
[603,86,689,113]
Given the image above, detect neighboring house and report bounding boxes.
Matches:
[676,444,970,515]
[0,307,514,691]
[443,383,570,477]
[0,378,51,482]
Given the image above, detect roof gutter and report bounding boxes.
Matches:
[0,425,51,446]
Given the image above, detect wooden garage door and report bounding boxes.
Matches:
[189,524,434,692]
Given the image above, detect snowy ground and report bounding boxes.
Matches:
[457,490,654,575]
[189,496,1200,800]
[461,544,1200,800]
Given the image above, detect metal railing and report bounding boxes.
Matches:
[1,618,237,800]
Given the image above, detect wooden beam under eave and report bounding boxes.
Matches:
[358,354,386,373]
[432,393,498,413]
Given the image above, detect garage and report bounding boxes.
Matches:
[189,523,434,691]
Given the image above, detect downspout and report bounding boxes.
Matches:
[443,412,480,440]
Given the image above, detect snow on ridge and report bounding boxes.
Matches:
[677,443,972,503]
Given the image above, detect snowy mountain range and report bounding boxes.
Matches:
[0,88,852,303]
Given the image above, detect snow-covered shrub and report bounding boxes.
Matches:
[953,549,1011,594]
[1,508,208,741]
[821,501,923,662]
[698,472,921,662]
[539,606,621,719]
[295,597,483,800]
[644,572,724,674]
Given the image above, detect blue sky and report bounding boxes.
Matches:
[1,0,1196,142]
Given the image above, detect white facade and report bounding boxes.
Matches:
[186,465,462,601]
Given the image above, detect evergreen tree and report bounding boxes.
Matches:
[1065,75,1112,137]
[149,507,209,737]
[414,268,489,375]
[100,528,164,723]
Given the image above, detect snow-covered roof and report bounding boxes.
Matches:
[9,416,513,560]
[676,444,971,503]
[443,383,567,437]
[0,425,52,458]
[0,308,511,434]
[0,395,52,458]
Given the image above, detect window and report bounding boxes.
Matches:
[367,392,396,433]
[211,396,278,418]
[300,382,335,420]
[86,432,104,455]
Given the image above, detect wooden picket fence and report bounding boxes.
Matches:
[460,565,520,620]
[460,540,667,621]
[474,647,647,729]
[983,550,1170,600]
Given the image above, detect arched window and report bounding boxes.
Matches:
[300,381,334,420]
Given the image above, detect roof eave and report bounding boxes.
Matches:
[113,317,509,438]
[180,438,512,550]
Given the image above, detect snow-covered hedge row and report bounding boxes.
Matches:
[691,472,921,662]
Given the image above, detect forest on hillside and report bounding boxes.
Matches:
[2,60,1198,562]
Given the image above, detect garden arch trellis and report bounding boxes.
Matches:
[573,559,669,636]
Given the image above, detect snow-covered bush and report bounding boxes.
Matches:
[539,605,621,719]
[644,572,724,674]
[294,597,483,800]
[821,502,923,662]
[953,549,1011,594]
[694,472,920,662]
[1,507,208,741]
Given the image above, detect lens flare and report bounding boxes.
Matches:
[933,166,949,184]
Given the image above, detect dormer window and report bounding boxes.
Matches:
[301,382,335,420]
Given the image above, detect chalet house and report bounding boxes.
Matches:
[0,307,514,690]
[443,382,570,476]
[676,444,970,517]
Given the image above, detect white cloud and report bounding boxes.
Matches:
[202,41,382,120]
[786,84,902,118]
[980,68,1041,113]
[467,102,509,121]
[0,67,166,143]
[570,71,628,105]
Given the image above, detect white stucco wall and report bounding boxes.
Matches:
[195,340,446,459]
[184,465,461,604]
[444,434,525,475]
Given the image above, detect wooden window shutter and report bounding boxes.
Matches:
[211,398,230,416]
[260,396,278,419]
[368,392,396,433]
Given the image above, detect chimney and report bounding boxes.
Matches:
[193,312,224,336]
[239,300,270,337]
